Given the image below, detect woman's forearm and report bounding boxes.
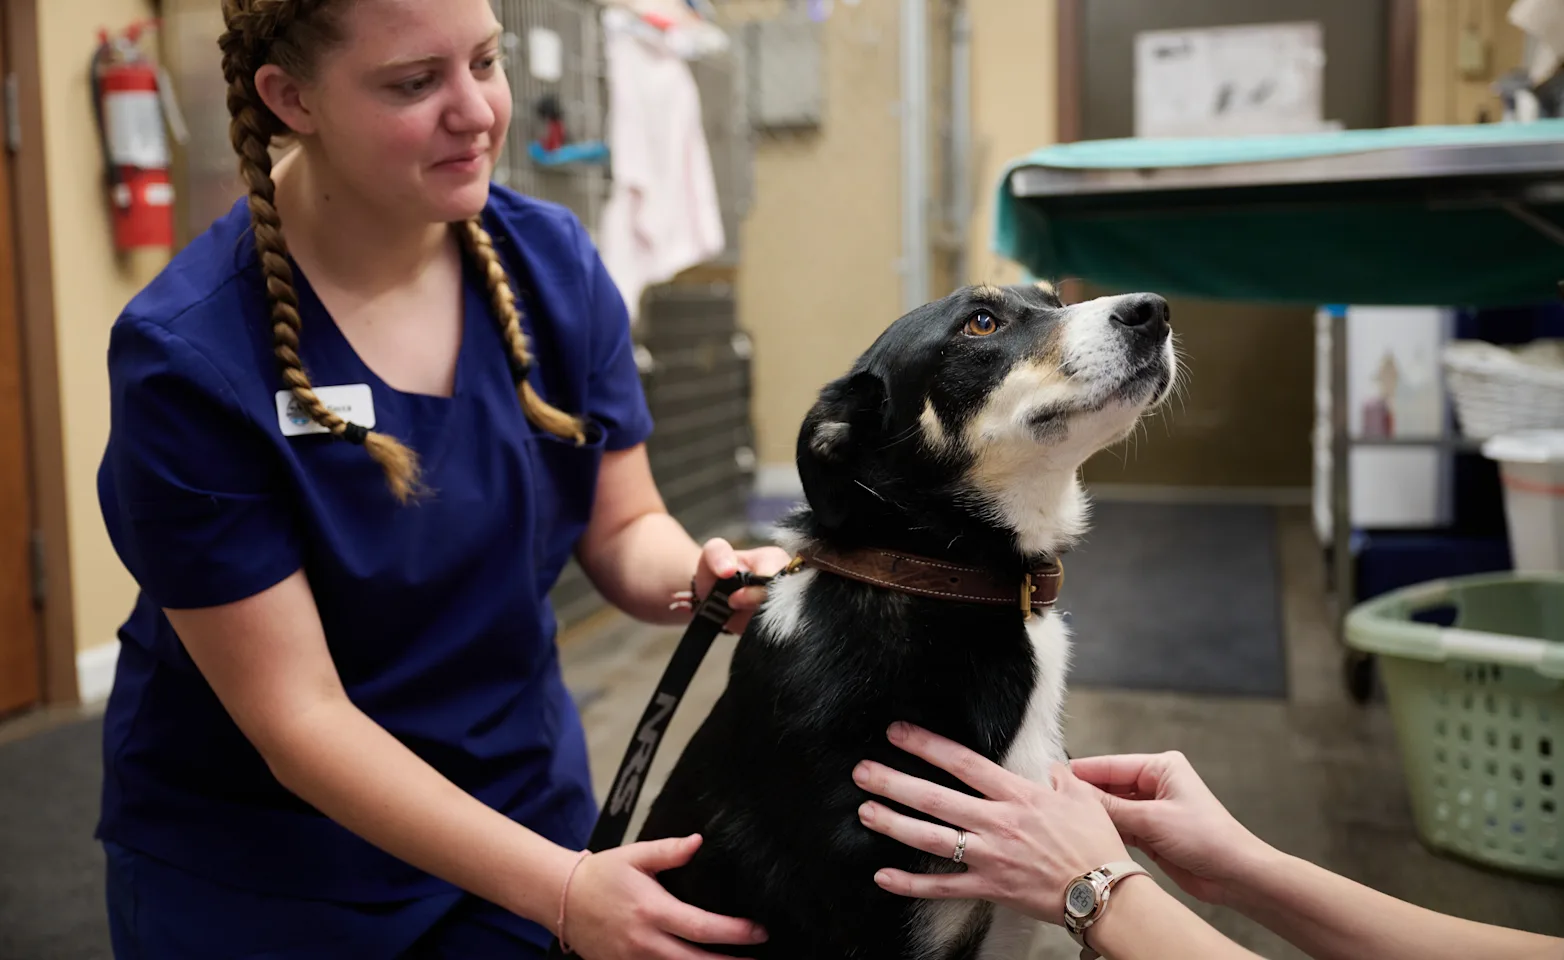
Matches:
[267,696,578,927]
[1225,849,1562,960]
[580,510,703,624]
[1086,876,1264,960]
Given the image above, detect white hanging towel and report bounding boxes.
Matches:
[1510,0,1564,82]
[598,7,726,323]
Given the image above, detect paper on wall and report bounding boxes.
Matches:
[528,27,563,82]
[1134,21,1332,138]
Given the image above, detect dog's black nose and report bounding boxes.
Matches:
[1112,294,1170,331]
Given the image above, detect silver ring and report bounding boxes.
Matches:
[952,828,967,864]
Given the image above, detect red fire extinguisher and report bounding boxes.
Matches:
[90,21,187,252]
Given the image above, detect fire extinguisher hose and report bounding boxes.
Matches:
[90,42,123,192]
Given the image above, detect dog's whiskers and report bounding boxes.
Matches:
[876,423,923,451]
[854,480,891,503]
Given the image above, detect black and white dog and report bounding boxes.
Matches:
[637,281,1178,959]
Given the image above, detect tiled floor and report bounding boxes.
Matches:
[559,507,1564,959]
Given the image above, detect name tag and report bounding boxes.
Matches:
[276,384,376,437]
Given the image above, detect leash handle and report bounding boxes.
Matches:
[546,571,765,958]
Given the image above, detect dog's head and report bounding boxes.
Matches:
[794,282,1178,557]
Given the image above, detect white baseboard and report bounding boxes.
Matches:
[77,641,120,705]
[1085,483,1312,506]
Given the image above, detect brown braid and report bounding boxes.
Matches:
[457,218,585,445]
[220,0,423,502]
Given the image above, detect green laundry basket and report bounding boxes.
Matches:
[1345,573,1564,880]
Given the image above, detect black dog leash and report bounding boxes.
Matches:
[546,570,771,957]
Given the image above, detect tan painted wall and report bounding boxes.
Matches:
[38,0,167,656]
[1417,0,1529,125]
[964,0,1056,288]
[727,1,907,468]
[741,0,1058,470]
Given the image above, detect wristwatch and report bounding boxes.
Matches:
[1062,860,1150,959]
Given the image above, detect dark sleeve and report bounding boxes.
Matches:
[576,221,656,452]
[100,317,303,610]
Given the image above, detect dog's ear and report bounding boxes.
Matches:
[796,370,887,530]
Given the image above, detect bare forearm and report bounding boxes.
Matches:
[581,511,702,624]
[266,698,577,926]
[1087,877,1264,960]
[1227,850,1563,960]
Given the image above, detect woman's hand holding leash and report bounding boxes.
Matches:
[671,539,793,635]
[559,835,768,960]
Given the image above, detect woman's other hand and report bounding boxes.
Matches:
[853,722,1133,926]
[673,538,792,635]
[1069,751,1274,906]
[562,834,768,960]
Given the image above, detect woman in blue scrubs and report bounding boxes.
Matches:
[94,1,785,956]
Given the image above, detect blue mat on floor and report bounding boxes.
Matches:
[1060,501,1287,698]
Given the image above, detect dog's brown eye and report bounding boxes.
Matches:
[965,313,998,337]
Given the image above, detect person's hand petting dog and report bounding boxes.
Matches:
[855,724,1564,960]
[852,721,1137,925]
[1067,749,1272,905]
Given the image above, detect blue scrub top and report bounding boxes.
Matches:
[94,185,653,933]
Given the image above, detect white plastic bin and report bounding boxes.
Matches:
[1483,430,1564,571]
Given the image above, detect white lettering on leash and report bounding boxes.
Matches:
[607,691,679,817]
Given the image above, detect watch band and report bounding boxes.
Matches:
[1065,860,1150,960]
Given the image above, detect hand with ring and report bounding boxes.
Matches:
[853,722,1134,926]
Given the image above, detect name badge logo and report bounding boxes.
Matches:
[275,384,376,437]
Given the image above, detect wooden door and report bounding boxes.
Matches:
[0,2,39,717]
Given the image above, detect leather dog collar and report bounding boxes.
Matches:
[792,545,1063,618]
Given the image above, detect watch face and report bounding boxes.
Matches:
[1066,879,1097,918]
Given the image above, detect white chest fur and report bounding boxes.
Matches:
[912,610,1071,960]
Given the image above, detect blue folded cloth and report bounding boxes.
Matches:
[528,140,610,167]
[1000,118,1564,171]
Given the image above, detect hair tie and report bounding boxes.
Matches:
[341,423,369,445]
[508,353,532,385]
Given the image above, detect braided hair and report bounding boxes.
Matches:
[218,0,585,504]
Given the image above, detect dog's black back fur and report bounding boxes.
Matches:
[639,581,1037,958]
[636,283,1172,958]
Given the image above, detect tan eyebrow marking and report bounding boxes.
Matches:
[971,283,1006,306]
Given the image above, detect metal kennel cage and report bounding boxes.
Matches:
[492,0,758,630]
[493,0,612,235]
[686,41,754,267]
[638,285,757,542]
